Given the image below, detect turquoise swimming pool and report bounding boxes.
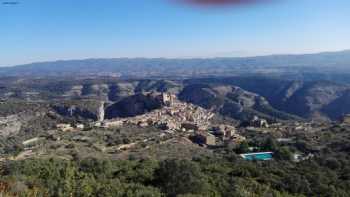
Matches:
[240,152,273,161]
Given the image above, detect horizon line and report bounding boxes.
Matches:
[2,48,349,68]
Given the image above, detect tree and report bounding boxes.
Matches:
[155,159,211,197]
[325,157,341,170]
[275,147,293,161]
[262,137,278,151]
[237,141,250,154]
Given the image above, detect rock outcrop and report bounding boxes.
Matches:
[179,84,299,121]
[105,93,162,119]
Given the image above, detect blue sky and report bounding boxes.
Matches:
[1,0,350,66]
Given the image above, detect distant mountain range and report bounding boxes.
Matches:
[1,76,350,121]
[1,50,350,80]
[1,50,350,121]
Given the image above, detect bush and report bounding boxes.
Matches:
[275,147,293,161]
[237,141,250,154]
[155,159,212,196]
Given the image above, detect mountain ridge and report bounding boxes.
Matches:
[1,50,350,78]
[3,49,350,68]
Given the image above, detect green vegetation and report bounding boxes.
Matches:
[2,114,350,196]
[1,76,350,196]
[1,147,350,197]
[0,101,43,116]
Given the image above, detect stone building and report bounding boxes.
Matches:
[250,116,269,128]
[193,132,216,146]
[181,123,199,131]
[213,125,237,138]
[98,94,214,133]
[76,124,85,130]
[159,92,175,106]
[342,114,350,124]
[56,124,74,132]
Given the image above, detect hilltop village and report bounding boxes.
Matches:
[1,89,350,163]
[2,92,341,162]
[100,93,247,145]
[58,93,246,147]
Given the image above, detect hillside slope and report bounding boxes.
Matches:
[179,84,300,121]
[185,77,350,120]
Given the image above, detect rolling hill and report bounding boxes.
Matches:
[0,50,350,80]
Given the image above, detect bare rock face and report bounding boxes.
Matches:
[322,90,350,120]
[282,81,304,102]
[276,81,350,120]
[53,105,98,120]
[63,85,84,97]
[235,79,350,120]
[105,93,163,119]
[179,84,298,121]
[98,101,105,122]
[108,82,136,102]
[51,100,102,121]
[184,77,350,121]
[0,115,22,137]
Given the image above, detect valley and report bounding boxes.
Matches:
[1,59,350,196]
[2,0,350,195]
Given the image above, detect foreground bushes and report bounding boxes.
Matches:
[1,155,350,197]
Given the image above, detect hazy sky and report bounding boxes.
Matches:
[1,0,350,66]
